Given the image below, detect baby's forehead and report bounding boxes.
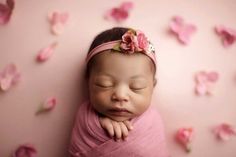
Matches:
[91,51,156,74]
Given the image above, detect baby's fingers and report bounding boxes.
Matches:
[99,117,114,137]
[119,122,129,140]
[112,121,122,140]
[123,120,133,131]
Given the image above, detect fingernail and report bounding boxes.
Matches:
[116,138,121,142]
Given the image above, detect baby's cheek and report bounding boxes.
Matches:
[135,103,150,116]
[134,95,151,112]
[93,90,111,104]
[90,93,108,112]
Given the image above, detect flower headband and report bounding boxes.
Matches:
[86,29,156,65]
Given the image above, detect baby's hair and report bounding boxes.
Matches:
[88,27,129,53]
[85,27,156,79]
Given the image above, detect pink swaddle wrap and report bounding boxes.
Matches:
[69,101,169,157]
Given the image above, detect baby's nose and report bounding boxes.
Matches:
[111,85,129,102]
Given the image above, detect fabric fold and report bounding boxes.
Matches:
[69,101,169,157]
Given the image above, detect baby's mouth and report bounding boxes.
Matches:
[108,108,131,116]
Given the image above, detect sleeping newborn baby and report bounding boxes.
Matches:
[69,27,169,157]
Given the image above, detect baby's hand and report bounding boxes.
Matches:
[99,116,133,141]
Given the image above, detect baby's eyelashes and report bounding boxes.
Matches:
[93,77,148,91]
[94,83,148,92]
[95,82,114,88]
[130,86,147,91]
[94,76,114,88]
[129,82,147,91]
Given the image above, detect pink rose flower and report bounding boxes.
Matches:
[136,31,148,51]
[175,127,194,153]
[12,144,37,157]
[120,30,137,53]
[213,123,236,141]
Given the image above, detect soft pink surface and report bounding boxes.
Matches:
[0,0,236,157]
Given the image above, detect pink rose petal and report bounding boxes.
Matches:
[194,71,219,96]
[43,97,57,110]
[51,23,64,35]
[0,76,12,91]
[0,0,14,25]
[170,16,197,45]
[36,97,57,114]
[0,63,21,91]
[215,25,236,48]
[12,144,37,157]
[175,127,194,153]
[36,42,58,62]
[213,123,236,141]
[104,1,133,23]
[48,11,69,35]
[195,71,208,83]
[120,1,134,11]
[195,83,207,95]
[170,16,183,33]
[207,72,219,82]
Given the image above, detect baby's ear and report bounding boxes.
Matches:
[153,77,157,87]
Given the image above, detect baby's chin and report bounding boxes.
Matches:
[107,115,133,122]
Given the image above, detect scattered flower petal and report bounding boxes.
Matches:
[0,63,21,91]
[36,42,58,62]
[195,71,208,83]
[215,25,236,48]
[194,71,219,96]
[12,144,37,157]
[175,127,194,153]
[104,1,133,23]
[213,123,236,141]
[207,71,219,82]
[195,82,208,96]
[48,11,69,35]
[36,97,57,114]
[170,16,197,45]
[0,0,14,25]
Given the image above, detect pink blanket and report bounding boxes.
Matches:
[69,101,169,157]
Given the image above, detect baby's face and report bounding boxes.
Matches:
[88,51,156,121]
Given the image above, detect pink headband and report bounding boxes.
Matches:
[86,29,156,66]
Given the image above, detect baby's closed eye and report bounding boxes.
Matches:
[95,80,114,88]
[129,81,147,90]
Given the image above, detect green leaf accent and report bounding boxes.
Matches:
[112,44,121,51]
[128,29,136,35]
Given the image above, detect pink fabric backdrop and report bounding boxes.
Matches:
[0,0,236,157]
